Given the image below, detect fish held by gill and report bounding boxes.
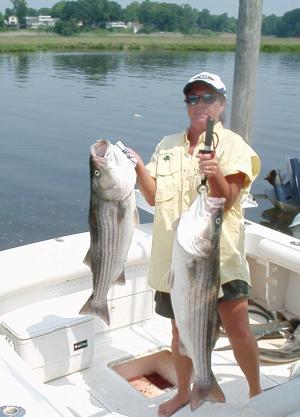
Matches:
[170,192,225,411]
[79,140,138,326]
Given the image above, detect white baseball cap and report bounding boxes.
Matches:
[183,71,226,97]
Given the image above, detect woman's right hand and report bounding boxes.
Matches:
[125,147,144,169]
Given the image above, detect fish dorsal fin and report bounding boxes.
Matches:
[115,269,126,285]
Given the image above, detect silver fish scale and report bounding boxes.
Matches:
[79,139,137,325]
[94,197,134,296]
[92,200,123,302]
[80,193,136,325]
[188,257,220,386]
[170,196,225,409]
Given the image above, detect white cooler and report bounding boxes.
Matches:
[0,294,94,383]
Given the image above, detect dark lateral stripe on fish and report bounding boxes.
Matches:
[80,140,137,325]
[189,259,217,383]
[93,204,111,302]
[94,203,120,302]
[198,256,219,383]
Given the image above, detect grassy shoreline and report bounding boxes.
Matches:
[1,31,300,53]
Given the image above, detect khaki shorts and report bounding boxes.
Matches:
[154,279,251,319]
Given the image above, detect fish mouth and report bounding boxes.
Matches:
[91,140,112,169]
[91,140,111,158]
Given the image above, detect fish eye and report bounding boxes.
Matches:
[94,170,101,177]
[216,217,222,225]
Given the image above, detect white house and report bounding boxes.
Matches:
[7,15,18,26]
[128,21,142,33]
[25,15,58,28]
[105,21,128,29]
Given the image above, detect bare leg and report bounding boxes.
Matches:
[158,320,193,417]
[218,298,262,398]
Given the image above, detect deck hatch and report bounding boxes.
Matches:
[109,348,176,398]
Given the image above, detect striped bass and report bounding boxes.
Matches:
[170,192,225,411]
[79,140,138,326]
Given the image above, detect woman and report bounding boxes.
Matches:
[130,71,262,417]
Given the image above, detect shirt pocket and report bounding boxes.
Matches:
[155,150,179,210]
[156,150,178,176]
[155,188,178,210]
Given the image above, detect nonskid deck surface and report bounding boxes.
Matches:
[47,314,292,417]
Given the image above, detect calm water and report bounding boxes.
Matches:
[1,51,300,250]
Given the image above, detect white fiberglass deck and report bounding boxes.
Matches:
[43,313,291,417]
[1,220,300,417]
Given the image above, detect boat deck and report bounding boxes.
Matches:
[1,221,300,417]
[45,313,291,417]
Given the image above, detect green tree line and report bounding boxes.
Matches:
[1,0,300,37]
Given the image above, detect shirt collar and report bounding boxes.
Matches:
[184,121,223,145]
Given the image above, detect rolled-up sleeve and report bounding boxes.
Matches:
[218,132,261,189]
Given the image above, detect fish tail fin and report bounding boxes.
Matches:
[190,376,225,411]
[79,296,111,326]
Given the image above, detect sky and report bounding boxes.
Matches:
[1,0,299,16]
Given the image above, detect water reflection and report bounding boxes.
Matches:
[4,51,232,87]
[14,54,30,84]
[122,51,211,73]
[52,53,121,84]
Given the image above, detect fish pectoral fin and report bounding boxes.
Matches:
[187,260,197,283]
[115,269,126,285]
[83,247,92,268]
[190,377,225,411]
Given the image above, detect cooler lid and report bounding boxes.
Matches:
[0,292,93,340]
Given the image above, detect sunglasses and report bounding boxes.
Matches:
[184,94,219,105]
